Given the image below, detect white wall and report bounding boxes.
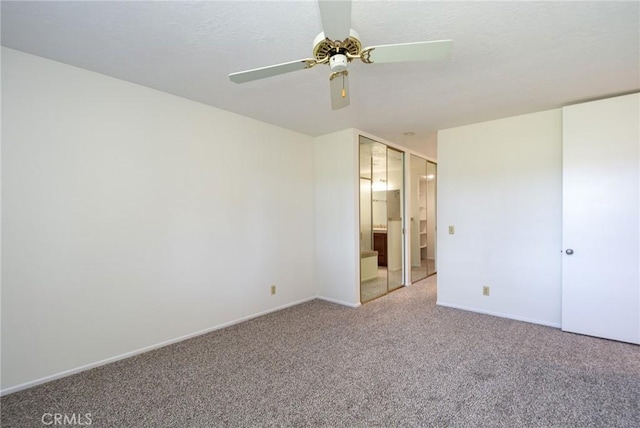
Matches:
[402,133,437,160]
[437,109,563,326]
[424,133,438,161]
[1,48,316,392]
[314,129,360,306]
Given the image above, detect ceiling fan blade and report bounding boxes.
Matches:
[318,0,352,41]
[362,40,452,64]
[229,58,316,83]
[329,71,350,110]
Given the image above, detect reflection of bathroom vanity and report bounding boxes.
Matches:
[373,228,387,266]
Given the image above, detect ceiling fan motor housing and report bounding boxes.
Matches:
[313,30,362,60]
[330,54,348,72]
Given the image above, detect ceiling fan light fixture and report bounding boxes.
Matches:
[330,54,348,72]
[228,0,453,110]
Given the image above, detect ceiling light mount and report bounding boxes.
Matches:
[312,30,362,61]
[329,54,348,72]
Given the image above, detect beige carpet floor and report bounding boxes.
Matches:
[2,275,639,427]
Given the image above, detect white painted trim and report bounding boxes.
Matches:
[317,295,362,308]
[0,296,317,397]
[436,301,562,328]
[351,130,363,305]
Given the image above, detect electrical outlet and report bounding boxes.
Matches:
[270,285,276,295]
[448,225,455,235]
[482,286,490,296]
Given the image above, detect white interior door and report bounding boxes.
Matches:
[561,93,640,344]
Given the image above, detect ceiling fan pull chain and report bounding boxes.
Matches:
[342,74,346,98]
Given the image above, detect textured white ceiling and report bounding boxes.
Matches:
[2,1,639,153]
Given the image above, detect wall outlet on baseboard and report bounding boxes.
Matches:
[270,285,276,295]
[482,286,490,296]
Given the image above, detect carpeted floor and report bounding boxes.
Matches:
[2,275,639,427]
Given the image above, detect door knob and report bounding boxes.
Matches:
[565,249,574,255]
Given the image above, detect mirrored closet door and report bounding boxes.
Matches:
[359,136,405,303]
[410,155,437,283]
[386,147,404,292]
[425,161,437,276]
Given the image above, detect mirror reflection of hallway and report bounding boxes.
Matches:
[359,137,405,303]
[411,156,437,283]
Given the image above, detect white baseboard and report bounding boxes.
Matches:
[436,301,561,328]
[316,295,361,308]
[0,296,317,397]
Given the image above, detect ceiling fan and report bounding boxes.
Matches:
[228,0,452,110]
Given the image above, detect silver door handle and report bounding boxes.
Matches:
[565,249,574,255]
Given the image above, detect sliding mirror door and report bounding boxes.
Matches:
[359,136,406,302]
[410,155,428,282]
[360,141,375,285]
[360,138,387,302]
[426,161,437,276]
[386,147,404,292]
[410,156,437,282]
